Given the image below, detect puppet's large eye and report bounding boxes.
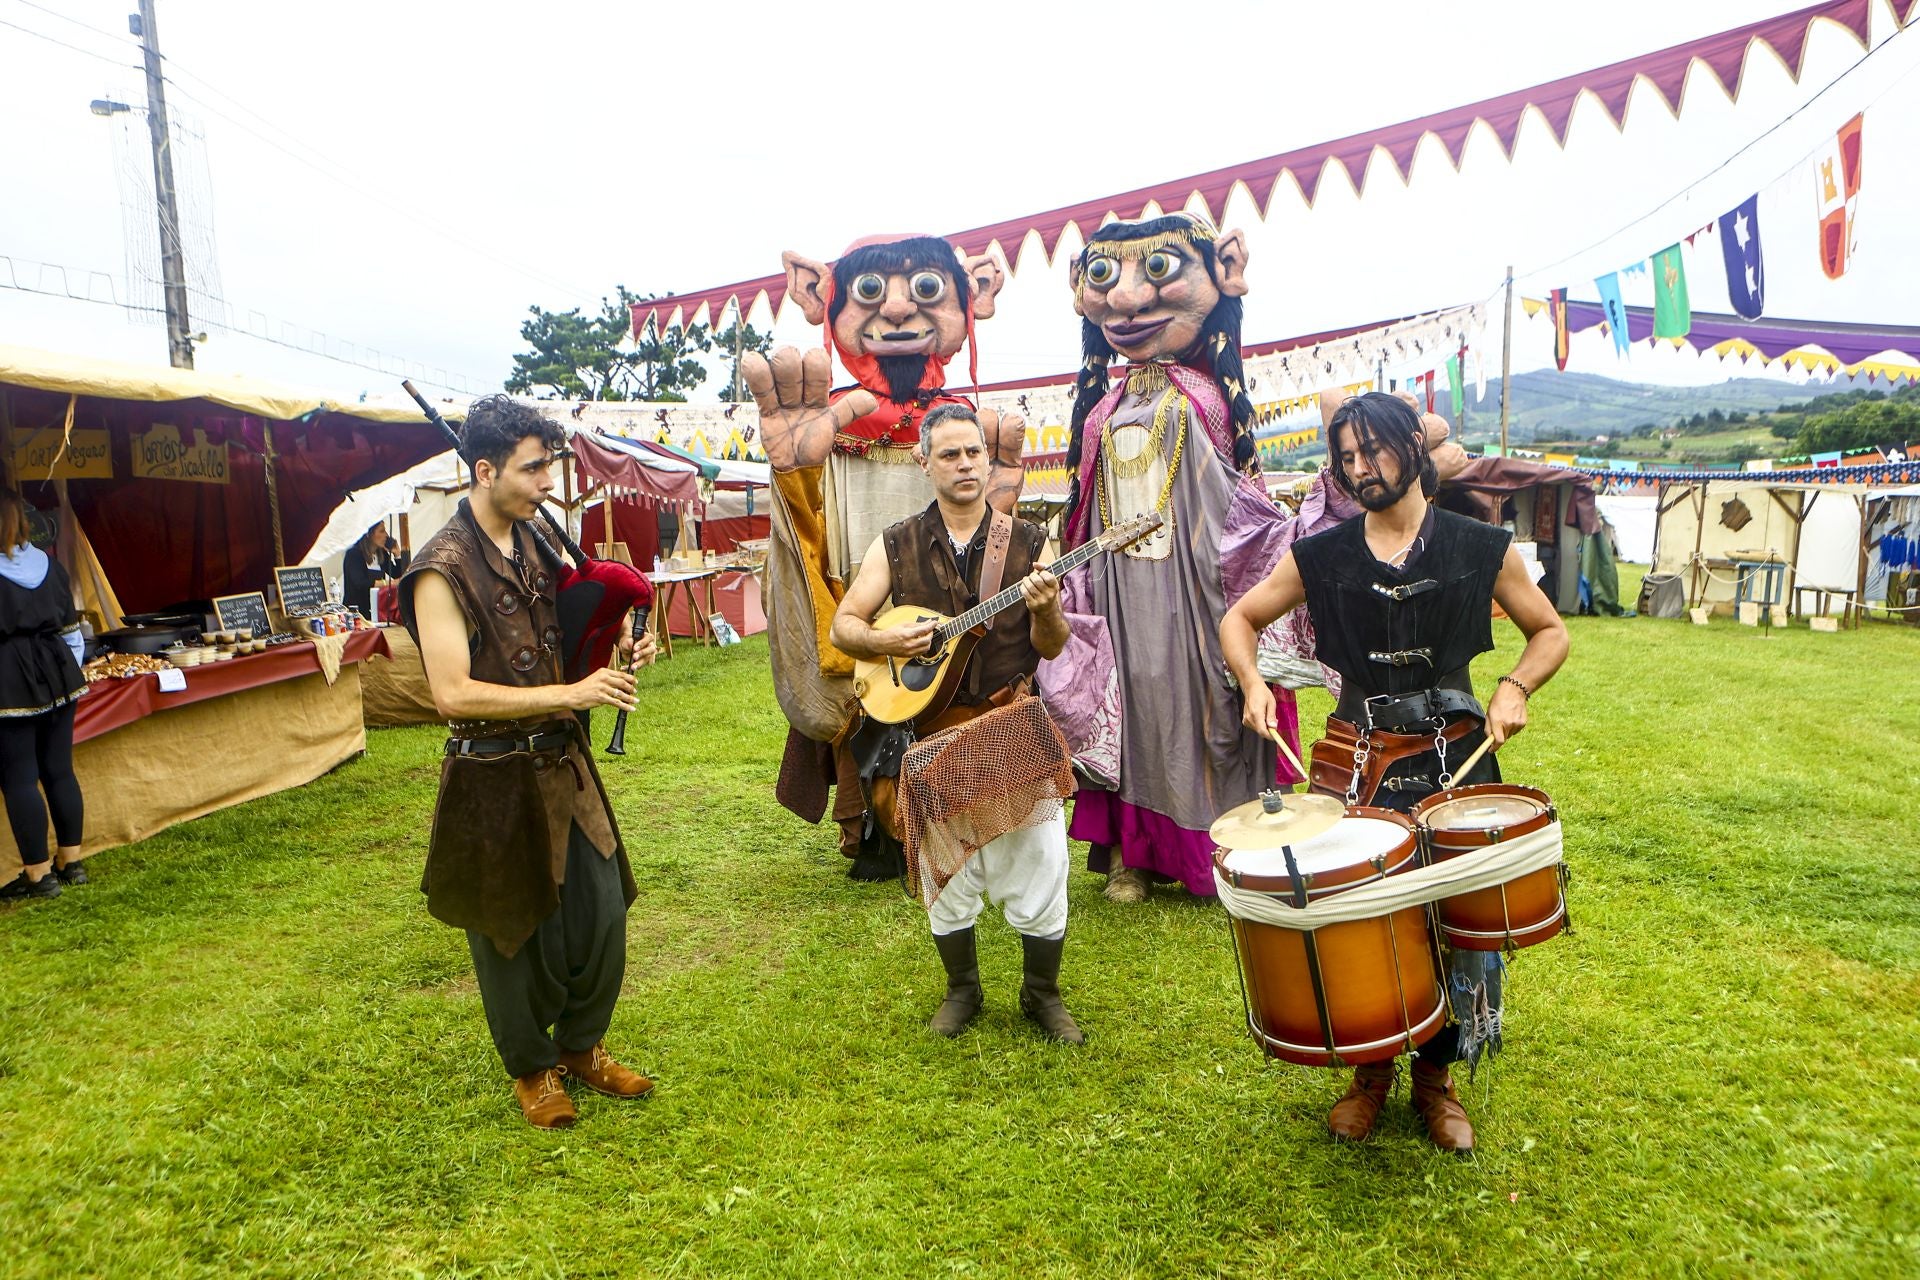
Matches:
[852,273,886,304]
[1082,255,1119,288]
[909,271,948,304]
[1144,251,1182,283]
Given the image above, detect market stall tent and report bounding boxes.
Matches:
[0,344,450,616]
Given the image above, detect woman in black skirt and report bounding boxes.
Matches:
[0,487,87,901]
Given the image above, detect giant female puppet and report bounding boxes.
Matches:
[1047,212,1307,902]
[747,235,1026,876]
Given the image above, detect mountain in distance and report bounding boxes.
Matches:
[1454,370,1837,445]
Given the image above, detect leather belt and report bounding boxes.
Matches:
[1335,684,1483,732]
[445,726,574,758]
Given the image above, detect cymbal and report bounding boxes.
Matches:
[1209,789,1345,850]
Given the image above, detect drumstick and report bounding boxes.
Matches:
[1452,735,1496,782]
[1260,723,1309,783]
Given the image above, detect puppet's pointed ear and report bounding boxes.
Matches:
[781,251,831,326]
[962,253,1006,321]
[1215,230,1250,298]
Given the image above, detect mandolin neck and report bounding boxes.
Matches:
[931,535,1110,646]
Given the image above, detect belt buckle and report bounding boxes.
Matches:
[1360,693,1397,731]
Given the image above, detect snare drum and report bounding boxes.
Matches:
[1214,808,1446,1067]
[1413,783,1566,951]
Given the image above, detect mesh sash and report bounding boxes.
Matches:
[897,695,1076,908]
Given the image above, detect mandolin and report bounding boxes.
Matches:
[854,512,1162,725]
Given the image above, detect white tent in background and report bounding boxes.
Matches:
[1596,495,1657,563]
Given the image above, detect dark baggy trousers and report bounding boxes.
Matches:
[466,823,627,1078]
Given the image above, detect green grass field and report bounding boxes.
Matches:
[3,604,1917,1278]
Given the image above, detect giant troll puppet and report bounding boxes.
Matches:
[1045,212,1307,903]
[747,236,1026,875]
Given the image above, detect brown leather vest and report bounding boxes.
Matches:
[882,502,1044,705]
[399,499,630,957]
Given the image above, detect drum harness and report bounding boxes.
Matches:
[1339,575,1485,806]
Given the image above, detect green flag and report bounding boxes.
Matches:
[1652,243,1691,339]
[1446,354,1465,420]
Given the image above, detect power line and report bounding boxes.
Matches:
[1,255,490,396]
[7,0,134,47]
[1516,21,1917,288]
[0,13,136,66]
[156,69,601,308]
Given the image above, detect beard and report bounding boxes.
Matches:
[1355,471,1416,511]
[875,354,932,405]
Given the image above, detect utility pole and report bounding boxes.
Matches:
[1499,264,1514,457]
[134,0,193,369]
[729,300,746,402]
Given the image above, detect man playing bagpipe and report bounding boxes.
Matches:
[401,397,659,1129]
[829,405,1082,1044]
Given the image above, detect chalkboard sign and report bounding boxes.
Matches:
[274,565,329,613]
[212,591,272,637]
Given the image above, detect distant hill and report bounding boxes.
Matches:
[1456,371,1833,445]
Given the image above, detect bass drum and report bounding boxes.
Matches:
[1215,807,1445,1067]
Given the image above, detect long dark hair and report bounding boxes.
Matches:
[0,485,26,553]
[1327,392,1438,502]
[1063,215,1256,526]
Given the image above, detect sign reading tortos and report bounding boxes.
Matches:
[274,565,329,612]
[10,427,113,481]
[212,592,272,636]
[131,424,230,484]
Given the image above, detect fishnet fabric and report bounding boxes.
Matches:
[898,696,1076,909]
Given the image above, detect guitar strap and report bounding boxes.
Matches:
[978,509,1014,631]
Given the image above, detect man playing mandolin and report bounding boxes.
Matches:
[831,404,1084,1043]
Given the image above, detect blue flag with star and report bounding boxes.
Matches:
[1719,195,1764,320]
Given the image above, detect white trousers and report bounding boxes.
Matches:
[927,812,1070,941]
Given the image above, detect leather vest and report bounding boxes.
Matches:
[882,502,1044,705]
[399,499,630,957]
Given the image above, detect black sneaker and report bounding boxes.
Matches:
[55,861,89,886]
[0,871,62,901]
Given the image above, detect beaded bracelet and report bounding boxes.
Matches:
[1498,674,1532,700]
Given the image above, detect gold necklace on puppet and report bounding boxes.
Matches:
[1097,367,1188,528]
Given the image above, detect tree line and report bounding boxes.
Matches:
[503,286,774,402]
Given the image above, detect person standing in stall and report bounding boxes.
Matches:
[342,521,408,621]
[1222,393,1567,1153]
[0,487,88,901]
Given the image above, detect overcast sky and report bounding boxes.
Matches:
[3,1,1916,405]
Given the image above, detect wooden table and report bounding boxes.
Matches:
[647,569,720,659]
[1792,583,1859,629]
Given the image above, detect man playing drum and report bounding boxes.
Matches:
[830,405,1083,1045]
[1221,392,1568,1152]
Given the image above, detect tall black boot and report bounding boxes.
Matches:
[928,928,982,1037]
[1018,934,1084,1045]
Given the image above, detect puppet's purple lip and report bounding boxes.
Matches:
[1104,317,1172,348]
[861,331,937,355]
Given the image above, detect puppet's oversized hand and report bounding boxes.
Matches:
[980,408,1026,515]
[1420,412,1470,483]
[745,347,878,473]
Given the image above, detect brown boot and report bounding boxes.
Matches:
[1103,865,1150,904]
[1326,1061,1397,1142]
[1411,1059,1475,1154]
[1018,934,1084,1045]
[556,1043,655,1099]
[928,928,983,1037]
[513,1066,577,1129]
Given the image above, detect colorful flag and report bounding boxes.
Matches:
[1652,244,1690,339]
[1595,273,1631,357]
[1447,353,1465,419]
[1549,288,1570,371]
[1718,196,1764,319]
[1816,113,1865,279]
[1812,451,1842,468]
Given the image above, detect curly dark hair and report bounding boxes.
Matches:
[458,395,566,473]
[1327,392,1438,503]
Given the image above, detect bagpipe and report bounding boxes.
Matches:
[401,383,653,735]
